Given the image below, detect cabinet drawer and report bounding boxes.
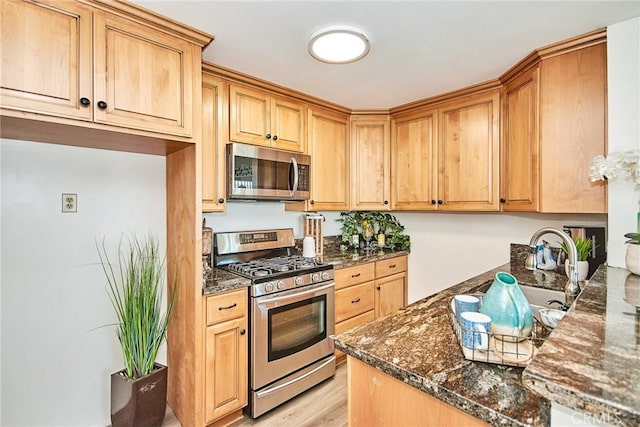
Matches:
[335,263,375,290]
[335,282,375,323]
[375,256,407,278]
[335,310,375,336]
[206,288,248,326]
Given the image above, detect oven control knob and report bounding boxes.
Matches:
[312,273,320,282]
[264,283,274,293]
[295,277,304,286]
[276,280,285,290]
[321,271,331,281]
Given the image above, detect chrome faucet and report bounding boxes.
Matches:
[525,227,580,298]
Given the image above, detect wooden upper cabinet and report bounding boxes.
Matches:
[285,107,349,211]
[500,41,607,213]
[1,0,204,141]
[350,115,391,210]
[0,0,93,120]
[202,74,228,212]
[309,108,350,210]
[538,43,606,213]
[391,108,438,210]
[501,66,540,211]
[93,13,194,137]
[438,90,501,211]
[229,84,306,152]
[271,96,307,152]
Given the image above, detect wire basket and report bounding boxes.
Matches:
[448,295,551,367]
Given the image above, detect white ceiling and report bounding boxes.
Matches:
[133,1,640,110]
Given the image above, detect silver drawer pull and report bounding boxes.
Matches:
[218,303,237,311]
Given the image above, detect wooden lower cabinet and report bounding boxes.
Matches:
[348,356,488,427]
[204,288,248,425]
[334,255,408,363]
[375,272,407,318]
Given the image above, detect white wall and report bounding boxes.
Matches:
[607,17,640,267]
[1,139,167,427]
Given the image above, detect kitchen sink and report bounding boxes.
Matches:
[519,285,568,321]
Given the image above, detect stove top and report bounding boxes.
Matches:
[212,228,334,297]
[225,255,328,279]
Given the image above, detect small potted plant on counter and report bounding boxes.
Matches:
[625,232,640,275]
[97,235,176,427]
[560,237,595,281]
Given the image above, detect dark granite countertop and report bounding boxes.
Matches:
[334,263,554,427]
[202,268,251,296]
[523,266,640,427]
[321,248,410,269]
[202,239,409,295]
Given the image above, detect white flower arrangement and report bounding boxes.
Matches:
[589,149,640,191]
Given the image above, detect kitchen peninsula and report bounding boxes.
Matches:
[334,253,640,427]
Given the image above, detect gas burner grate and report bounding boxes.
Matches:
[224,255,326,279]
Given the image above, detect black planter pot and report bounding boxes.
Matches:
[111,363,168,427]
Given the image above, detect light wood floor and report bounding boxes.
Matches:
[162,362,347,427]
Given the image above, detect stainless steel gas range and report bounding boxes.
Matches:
[212,228,336,418]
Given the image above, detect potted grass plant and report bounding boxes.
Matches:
[560,237,595,281]
[97,235,176,427]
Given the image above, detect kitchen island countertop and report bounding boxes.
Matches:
[334,256,640,426]
[334,263,551,427]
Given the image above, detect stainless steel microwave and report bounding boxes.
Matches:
[227,143,311,201]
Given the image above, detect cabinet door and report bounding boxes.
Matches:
[391,109,438,210]
[271,96,306,152]
[375,272,407,318]
[205,317,248,423]
[93,12,194,137]
[307,107,350,210]
[501,67,539,212]
[0,0,92,120]
[539,43,606,213]
[202,74,228,212]
[229,84,271,147]
[439,91,500,211]
[350,115,391,210]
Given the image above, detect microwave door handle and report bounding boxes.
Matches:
[289,156,299,196]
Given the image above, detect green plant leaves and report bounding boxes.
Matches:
[337,211,410,250]
[97,235,176,379]
[624,232,640,244]
[559,237,595,262]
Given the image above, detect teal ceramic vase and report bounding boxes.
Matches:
[480,272,533,342]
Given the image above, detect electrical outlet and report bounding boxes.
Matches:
[62,193,77,213]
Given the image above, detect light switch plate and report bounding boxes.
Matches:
[62,193,77,213]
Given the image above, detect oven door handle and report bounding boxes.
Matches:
[257,281,335,304]
[255,356,335,398]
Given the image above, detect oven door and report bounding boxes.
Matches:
[251,280,335,389]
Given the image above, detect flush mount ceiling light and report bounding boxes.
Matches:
[308,26,370,64]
